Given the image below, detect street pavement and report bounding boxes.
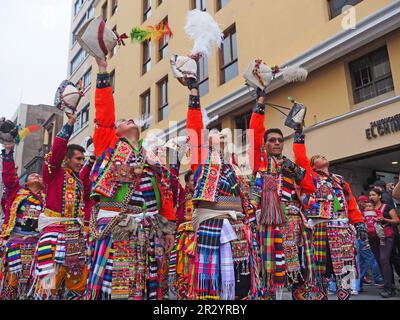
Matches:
[282,283,400,300]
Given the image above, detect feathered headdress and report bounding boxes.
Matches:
[130,21,173,43]
[15,125,42,145]
[184,9,224,58]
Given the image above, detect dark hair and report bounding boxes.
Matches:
[369,188,383,197]
[184,170,193,183]
[66,144,85,159]
[264,128,283,142]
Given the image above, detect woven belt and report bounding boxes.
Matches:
[97,201,144,214]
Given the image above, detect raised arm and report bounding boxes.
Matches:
[42,115,75,184]
[249,94,266,174]
[186,84,205,174]
[2,145,21,195]
[93,58,118,158]
[80,158,95,225]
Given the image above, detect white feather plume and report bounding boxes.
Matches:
[281,66,308,83]
[184,9,224,58]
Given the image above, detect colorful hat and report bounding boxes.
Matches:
[284,99,307,131]
[244,59,308,92]
[0,118,18,145]
[77,16,118,59]
[54,80,84,114]
[170,54,198,81]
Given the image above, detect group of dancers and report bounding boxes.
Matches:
[0,52,371,301]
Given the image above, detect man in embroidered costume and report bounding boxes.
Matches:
[249,89,316,300]
[293,129,367,300]
[173,55,261,300]
[0,144,45,299]
[84,57,175,300]
[31,113,93,300]
[168,170,196,300]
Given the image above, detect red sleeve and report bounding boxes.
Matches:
[93,75,119,158]
[2,151,21,195]
[186,98,204,173]
[346,181,364,224]
[42,123,73,184]
[249,112,265,174]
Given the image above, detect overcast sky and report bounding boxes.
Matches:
[0,0,72,119]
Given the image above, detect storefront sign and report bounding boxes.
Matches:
[365,113,400,140]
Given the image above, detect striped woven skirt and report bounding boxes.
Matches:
[0,236,38,300]
[84,215,165,300]
[30,222,88,300]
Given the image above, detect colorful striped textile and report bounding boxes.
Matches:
[194,218,224,299]
[259,225,286,293]
[313,223,328,276]
[220,219,237,300]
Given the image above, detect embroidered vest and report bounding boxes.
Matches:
[63,168,84,219]
[193,148,243,203]
[256,153,299,204]
[1,189,45,237]
[302,173,349,220]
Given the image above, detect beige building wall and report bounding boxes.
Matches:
[87,0,400,175]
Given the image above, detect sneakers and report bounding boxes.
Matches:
[380,288,396,298]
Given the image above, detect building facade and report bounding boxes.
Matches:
[88,0,400,196]
[11,104,63,180]
[67,0,96,145]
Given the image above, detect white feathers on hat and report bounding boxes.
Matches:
[281,66,308,83]
[184,9,224,58]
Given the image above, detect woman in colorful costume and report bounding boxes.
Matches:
[249,90,316,300]
[0,145,45,299]
[84,58,175,300]
[31,114,93,300]
[172,56,261,300]
[293,129,368,300]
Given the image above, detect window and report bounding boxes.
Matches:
[110,26,118,58]
[328,0,362,19]
[143,0,152,22]
[217,0,230,11]
[72,16,86,45]
[220,25,238,85]
[70,49,87,75]
[82,67,92,89]
[158,17,170,61]
[74,0,83,16]
[73,104,90,133]
[110,70,116,93]
[142,40,152,74]
[234,110,252,146]
[198,56,209,96]
[141,90,151,131]
[349,46,394,104]
[102,1,108,22]
[112,0,118,15]
[87,5,95,19]
[192,0,206,11]
[158,77,169,122]
[158,0,163,5]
